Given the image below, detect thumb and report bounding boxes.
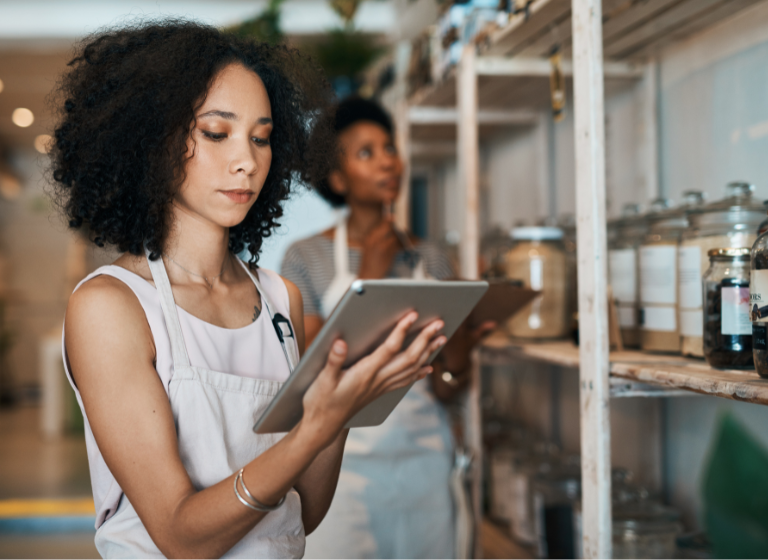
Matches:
[323,339,347,379]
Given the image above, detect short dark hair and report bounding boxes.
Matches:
[50,20,333,263]
[313,96,394,208]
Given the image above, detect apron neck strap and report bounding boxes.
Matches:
[235,259,299,372]
[144,247,191,369]
[334,218,350,276]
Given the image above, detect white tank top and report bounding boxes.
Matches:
[62,252,304,558]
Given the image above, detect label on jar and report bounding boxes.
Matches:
[642,306,677,331]
[754,324,767,350]
[722,287,751,335]
[678,245,703,310]
[750,269,768,323]
[608,249,636,303]
[640,245,677,304]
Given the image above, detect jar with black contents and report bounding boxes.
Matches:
[703,248,753,369]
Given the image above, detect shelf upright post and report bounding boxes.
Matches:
[457,43,482,559]
[457,44,480,281]
[571,0,612,557]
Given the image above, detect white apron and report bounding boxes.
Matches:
[305,219,456,559]
[91,251,304,558]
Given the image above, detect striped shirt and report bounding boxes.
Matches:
[281,234,456,317]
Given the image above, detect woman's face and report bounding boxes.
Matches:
[177,63,273,228]
[330,121,402,206]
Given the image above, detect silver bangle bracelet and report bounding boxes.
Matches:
[233,469,286,512]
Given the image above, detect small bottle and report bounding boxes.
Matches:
[703,248,752,369]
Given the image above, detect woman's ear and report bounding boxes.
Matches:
[328,170,347,197]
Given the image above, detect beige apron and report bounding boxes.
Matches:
[93,251,304,558]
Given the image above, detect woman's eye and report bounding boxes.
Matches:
[358,148,372,159]
[252,137,271,146]
[202,130,226,141]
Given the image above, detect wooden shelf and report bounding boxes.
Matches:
[484,0,763,60]
[480,335,768,405]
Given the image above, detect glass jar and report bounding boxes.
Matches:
[612,502,682,559]
[609,204,649,349]
[505,227,568,339]
[533,462,581,559]
[640,198,692,353]
[679,182,763,358]
[558,215,579,338]
[703,248,753,369]
[758,200,768,236]
[750,233,768,377]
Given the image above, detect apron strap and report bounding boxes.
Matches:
[334,218,350,278]
[235,259,299,373]
[144,248,191,369]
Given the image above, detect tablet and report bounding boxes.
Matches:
[253,279,488,434]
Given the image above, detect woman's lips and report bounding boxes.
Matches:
[220,190,255,204]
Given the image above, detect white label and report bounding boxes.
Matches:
[642,306,677,331]
[680,309,703,336]
[640,245,677,304]
[618,305,636,327]
[722,287,751,335]
[609,249,636,303]
[678,245,703,309]
[751,270,768,323]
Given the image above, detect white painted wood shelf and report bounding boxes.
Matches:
[480,335,768,405]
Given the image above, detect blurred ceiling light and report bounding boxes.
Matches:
[0,172,21,201]
[12,108,34,128]
[34,134,53,154]
[0,79,4,94]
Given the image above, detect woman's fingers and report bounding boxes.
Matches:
[367,311,419,368]
[319,339,347,382]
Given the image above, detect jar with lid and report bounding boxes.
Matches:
[612,501,682,559]
[505,227,568,339]
[703,248,753,369]
[640,194,704,353]
[609,204,649,349]
[679,182,764,358]
[532,460,581,559]
[758,200,768,236]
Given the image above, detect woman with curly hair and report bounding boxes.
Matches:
[54,21,447,559]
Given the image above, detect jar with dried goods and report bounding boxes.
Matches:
[680,182,763,358]
[505,227,568,339]
[608,204,648,348]
[703,248,753,369]
[640,196,703,353]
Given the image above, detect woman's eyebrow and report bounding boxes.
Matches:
[199,110,237,120]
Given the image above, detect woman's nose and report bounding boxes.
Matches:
[230,140,258,175]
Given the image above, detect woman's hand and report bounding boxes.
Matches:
[300,311,447,448]
[432,320,496,401]
[358,216,400,279]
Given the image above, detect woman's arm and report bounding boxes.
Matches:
[66,276,444,559]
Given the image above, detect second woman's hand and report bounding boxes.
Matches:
[300,312,447,449]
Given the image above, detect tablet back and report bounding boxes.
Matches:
[253,279,488,433]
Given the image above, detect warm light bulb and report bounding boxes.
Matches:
[12,108,34,128]
[34,134,53,154]
[0,79,4,94]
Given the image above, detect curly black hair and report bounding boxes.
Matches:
[50,20,334,263]
[313,96,394,208]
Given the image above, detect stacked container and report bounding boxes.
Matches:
[678,182,764,357]
[608,204,649,348]
[639,194,704,353]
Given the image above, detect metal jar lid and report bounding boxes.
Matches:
[707,247,751,260]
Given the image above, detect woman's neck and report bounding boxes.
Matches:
[346,201,385,245]
[164,203,233,280]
